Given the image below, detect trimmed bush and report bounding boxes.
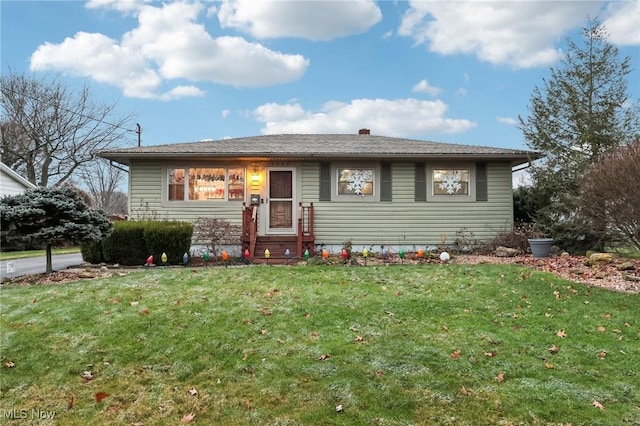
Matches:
[102,221,148,265]
[143,221,193,265]
[95,220,194,266]
[80,240,103,264]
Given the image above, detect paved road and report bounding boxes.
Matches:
[0,253,84,279]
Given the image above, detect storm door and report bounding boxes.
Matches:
[268,169,295,233]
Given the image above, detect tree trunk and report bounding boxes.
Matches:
[45,243,53,273]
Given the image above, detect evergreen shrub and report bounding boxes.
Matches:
[143,221,193,265]
[102,221,148,265]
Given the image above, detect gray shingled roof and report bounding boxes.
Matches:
[99,134,540,165]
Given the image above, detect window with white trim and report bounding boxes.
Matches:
[167,167,245,201]
[425,164,476,202]
[338,168,374,196]
[433,169,470,195]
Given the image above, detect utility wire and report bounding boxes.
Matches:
[0,85,139,134]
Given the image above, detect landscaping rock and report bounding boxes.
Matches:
[495,246,520,257]
[77,271,97,279]
[584,253,613,266]
[617,262,636,272]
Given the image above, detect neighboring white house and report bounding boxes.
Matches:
[0,162,36,197]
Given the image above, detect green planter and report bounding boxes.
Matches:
[528,238,554,258]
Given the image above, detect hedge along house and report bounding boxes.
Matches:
[98,130,540,260]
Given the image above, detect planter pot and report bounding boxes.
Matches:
[528,238,554,258]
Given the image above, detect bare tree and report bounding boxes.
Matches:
[78,159,128,216]
[0,70,136,187]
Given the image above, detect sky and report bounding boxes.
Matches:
[1,0,639,167]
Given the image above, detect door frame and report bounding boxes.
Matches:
[266,167,297,235]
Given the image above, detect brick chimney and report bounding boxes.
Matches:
[358,128,370,135]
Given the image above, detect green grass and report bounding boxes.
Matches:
[0,248,80,261]
[1,264,638,425]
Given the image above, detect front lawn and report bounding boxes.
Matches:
[1,264,638,425]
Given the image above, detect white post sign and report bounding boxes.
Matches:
[7,261,15,274]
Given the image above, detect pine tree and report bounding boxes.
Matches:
[1,186,112,273]
[519,17,640,253]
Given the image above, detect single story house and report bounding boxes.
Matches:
[0,162,36,197]
[98,130,540,259]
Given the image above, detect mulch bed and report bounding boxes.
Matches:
[2,255,638,294]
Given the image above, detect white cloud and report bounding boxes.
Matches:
[497,116,517,126]
[217,0,382,41]
[456,87,467,96]
[30,1,309,99]
[412,79,441,97]
[253,98,475,136]
[221,109,230,119]
[160,85,205,101]
[603,1,640,45]
[398,1,600,68]
[85,0,147,13]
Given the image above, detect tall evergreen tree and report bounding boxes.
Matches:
[519,18,640,253]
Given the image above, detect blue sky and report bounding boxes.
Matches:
[2,0,639,157]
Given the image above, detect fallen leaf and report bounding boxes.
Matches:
[386,311,395,316]
[349,326,359,332]
[355,335,364,342]
[261,307,272,316]
[603,313,612,320]
[188,388,198,396]
[336,404,344,412]
[3,361,15,368]
[496,372,505,382]
[596,325,606,332]
[598,351,607,358]
[459,386,470,396]
[68,396,74,410]
[545,362,554,369]
[95,392,108,403]
[484,351,497,357]
[82,370,94,381]
[451,350,461,360]
[241,399,253,410]
[310,331,319,340]
[592,400,605,410]
[181,412,195,423]
[556,330,567,338]
[244,318,253,324]
[375,370,384,377]
[130,301,139,306]
[549,345,560,354]
[260,329,268,335]
[553,291,561,299]
[318,354,330,361]
[139,309,150,315]
[304,313,311,318]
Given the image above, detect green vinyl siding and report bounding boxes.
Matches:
[128,160,243,226]
[128,160,514,250]
[302,162,513,248]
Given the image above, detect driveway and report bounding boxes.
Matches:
[0,253,84,279]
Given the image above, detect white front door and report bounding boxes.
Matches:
[267,168,295,234]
